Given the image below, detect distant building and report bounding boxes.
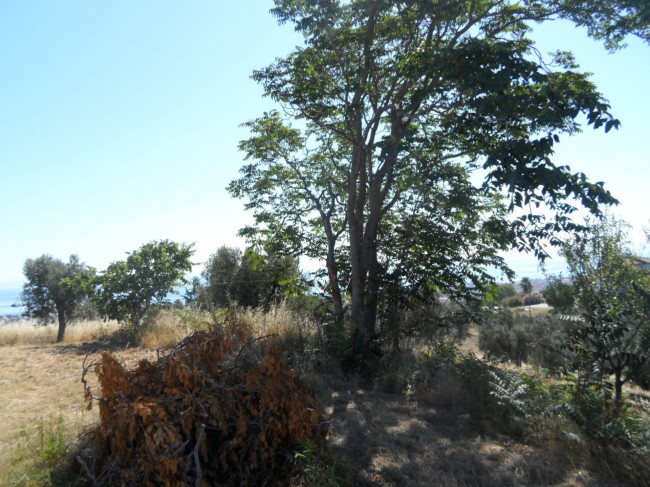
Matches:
[631,256,650,273]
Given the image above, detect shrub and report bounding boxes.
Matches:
[506,295,523,307]
[479,311,569,369]
[409,344,505,429]
[496,283,517,301]
[543,277,575,313]
[522,292,545,306]
[81,323,329,486]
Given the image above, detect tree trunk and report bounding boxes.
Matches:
[348,142,368,347]
[614,372,623,411]
[349,217,366,348]
[326,251,344,323]
[56,308,66,342]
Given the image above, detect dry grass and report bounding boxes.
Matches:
[0,319,120,347]
[138,309,215,349]
[237,302,319,339]
[0,340,156,485]
[314,376,596,486]
[511,305,551,317]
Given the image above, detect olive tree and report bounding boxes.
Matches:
[21,254,88,342]
[201,245,306,309]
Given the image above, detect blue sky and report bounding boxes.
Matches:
[0,1,648,288]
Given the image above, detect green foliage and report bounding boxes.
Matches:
[496,283,517,301]
[291,439,339,487]
[230,0,631,351]
[201,245,242,308]
[37,416,66,466]
[506,295,523,307]
[489,370,535,424]
[21,254,90,342]
[543,276,576,313]
[200,245,307,310]
[522,292,545,306]
[6,415,84,487]
[87,240,194,329]
[555,0,650,50]
[562,217,650,407]
[519,277,533,297]
[412,344,502,425]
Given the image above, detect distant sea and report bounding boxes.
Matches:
[0,287,24,317]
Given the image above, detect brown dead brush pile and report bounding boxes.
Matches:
[80,323,329,486]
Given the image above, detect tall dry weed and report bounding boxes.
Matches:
[138,308,215,349]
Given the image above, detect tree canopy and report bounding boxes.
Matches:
[21,254,88,342]
[87,240,194,328]
[200,246,306,309]
[229,0,647,352]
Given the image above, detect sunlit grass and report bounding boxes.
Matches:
[0,319,120,346]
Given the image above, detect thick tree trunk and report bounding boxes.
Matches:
[56,308,66,342]
[349,217,366,345]
[348,141,368,347]
[363,237,380,341]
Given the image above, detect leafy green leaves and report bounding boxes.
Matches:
[87,240,194,328]
[234,0,645,345]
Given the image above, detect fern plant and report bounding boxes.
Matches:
[489,370,532,423]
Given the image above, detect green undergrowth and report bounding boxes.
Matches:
[4,415,86,487]
[416,344,650,485]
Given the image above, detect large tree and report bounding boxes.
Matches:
[229,0,647,351]
[88,240,194,328]
[21,254,88,342]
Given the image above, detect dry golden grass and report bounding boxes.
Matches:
[0,319,120,347]
[0,339,156,485]
[511,304,551,317]
[237,302,319,339]
[138,309,215,349]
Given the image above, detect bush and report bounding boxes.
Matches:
[521,292,545,306]
[81,324,329,486]
[543,277,575,313]
[506,295,523,307]
[495,283,517,301]
[478,311,569,369]
[409,344,505,428]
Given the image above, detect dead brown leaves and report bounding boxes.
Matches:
[82,323,329,486]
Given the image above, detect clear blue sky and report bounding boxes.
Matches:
[0,1,648,288]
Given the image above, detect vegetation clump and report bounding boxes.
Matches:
[479,311,569,369]
[81,321,329,486]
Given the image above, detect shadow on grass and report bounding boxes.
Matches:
[48,331,139,356]
[315,381,600,487]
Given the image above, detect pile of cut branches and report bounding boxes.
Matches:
[80,323,329,486]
